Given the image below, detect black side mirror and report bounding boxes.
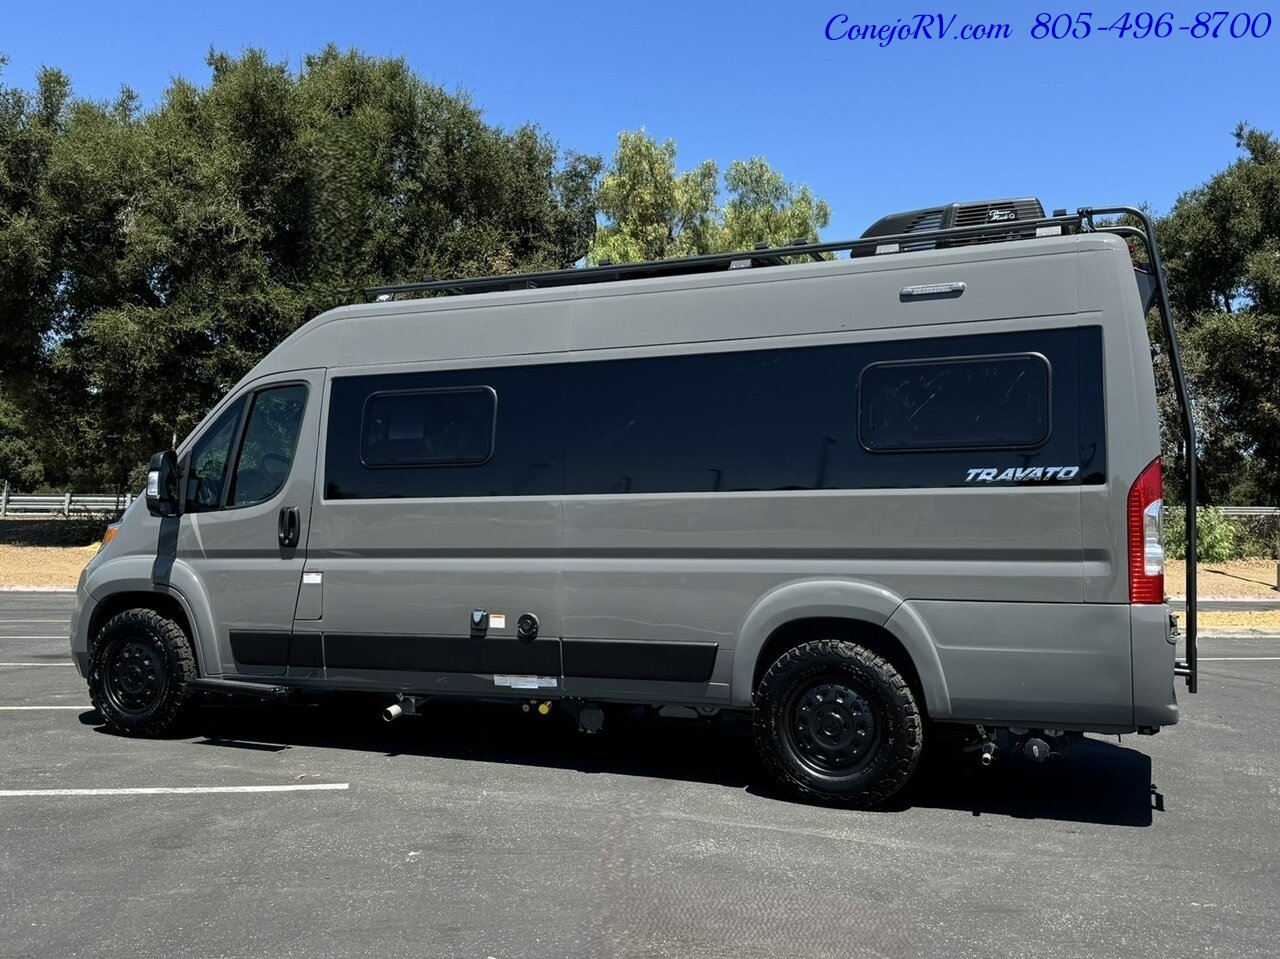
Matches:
[145,450,182,518]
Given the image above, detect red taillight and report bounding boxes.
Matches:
[1128,457,1164,604]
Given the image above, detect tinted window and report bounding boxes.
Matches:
[185,399,245,512]
[323,328,1102,498]
[362,388,496,467]
[859,354,1050,451]
[565,350,850,494]
[229,385,308,507]
[325,366,563,499]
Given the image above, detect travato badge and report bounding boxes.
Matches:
[964,466,1079,483]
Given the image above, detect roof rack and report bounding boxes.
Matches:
[363,210,1083,303]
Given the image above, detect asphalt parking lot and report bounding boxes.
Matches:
[1,591,1277,959]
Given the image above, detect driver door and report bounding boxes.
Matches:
[176,371,322,678]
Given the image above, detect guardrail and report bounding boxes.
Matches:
[0,488,134,518]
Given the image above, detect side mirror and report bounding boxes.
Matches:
[145,450,182,518]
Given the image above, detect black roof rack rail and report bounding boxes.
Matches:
[362,211,1083,303]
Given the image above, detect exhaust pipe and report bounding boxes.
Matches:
[980,742,996,766]
[382,703,404,723]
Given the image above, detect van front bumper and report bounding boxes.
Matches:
[69,567,93,678]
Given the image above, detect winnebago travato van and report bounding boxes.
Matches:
[70,200,1200,808]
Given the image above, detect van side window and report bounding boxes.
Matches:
[858,354,1050,451]
[228,385,308,507]
[185,398,246,512]
[361,387,496,467]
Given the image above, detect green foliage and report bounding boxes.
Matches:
[1158,125,1280,506]
[0,59,70,377]
[590,129,830,264]
[1164,507,1242,561]
[0,389,44,490]
[0,47,601,490]
[1232,514,1280,560]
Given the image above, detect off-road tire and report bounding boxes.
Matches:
[753,639,923,808]
[88,609,198,736]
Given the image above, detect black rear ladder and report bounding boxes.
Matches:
[1082,206,1198,693]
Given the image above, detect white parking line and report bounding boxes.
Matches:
[0,706,85,710]
[0,663,76,667]
[0,636,67,640]
[0,620,68,624]
[0,784,350,797]
[1201,656,1280,661]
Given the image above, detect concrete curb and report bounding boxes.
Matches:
[1198,627,1280,638]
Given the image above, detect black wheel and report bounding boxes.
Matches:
[753,640,923,808]
[88,609,198,736]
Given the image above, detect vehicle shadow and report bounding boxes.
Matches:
[894,735,1158,827]
[151,697,1160,827]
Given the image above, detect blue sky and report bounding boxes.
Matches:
[3,1,1276,240]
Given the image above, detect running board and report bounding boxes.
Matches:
[188,678,290,700]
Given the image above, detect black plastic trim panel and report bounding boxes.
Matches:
[562,639,718,683]
[324,634,560,675]
[229,631,291,667]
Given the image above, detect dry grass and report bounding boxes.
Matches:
[1165,559,1278,598]
[0,545,96,588]
[1180,609,1280,629]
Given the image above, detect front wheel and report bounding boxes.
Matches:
[753,639,923,808]
[88,609,199,736]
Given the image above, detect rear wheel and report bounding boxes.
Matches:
[88,609,198,736]
[753,639,922,808]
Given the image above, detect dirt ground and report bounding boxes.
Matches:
[0,545,97,588]
[1165,558,1278,599]
[1183,609,1280,628]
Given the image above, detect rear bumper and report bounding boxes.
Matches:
[1132,603,1178,729]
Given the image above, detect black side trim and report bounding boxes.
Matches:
[324,634,560,675]
[229,631,290,667]
[288,633,324,668]
[562,640,718,683]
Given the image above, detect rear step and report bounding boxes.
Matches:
[188,678,290,700]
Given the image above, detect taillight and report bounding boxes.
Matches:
[1128,457,1164,603]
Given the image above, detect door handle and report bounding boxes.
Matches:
[278,506,300,549]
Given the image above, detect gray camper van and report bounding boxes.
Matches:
[69,200,1200,807]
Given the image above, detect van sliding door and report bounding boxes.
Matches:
[309,364,566,693]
